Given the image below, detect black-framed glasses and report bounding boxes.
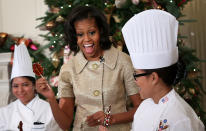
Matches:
[133,72,152,80]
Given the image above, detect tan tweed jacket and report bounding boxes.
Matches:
[58,46,139,131]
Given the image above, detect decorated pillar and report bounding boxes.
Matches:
[0,52,12,107]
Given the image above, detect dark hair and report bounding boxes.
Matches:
[64,6,112,54]
[11,76,36,86]
[143,59,186,86]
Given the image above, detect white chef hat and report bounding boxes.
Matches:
[122,9,179,69]
[10,43,35,80]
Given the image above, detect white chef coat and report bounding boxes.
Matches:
[131,89,205,131]
[0,95,62,131]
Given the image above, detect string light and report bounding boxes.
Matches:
[193,68,197,72]
[50,45,54,48]
[60,34,63,37]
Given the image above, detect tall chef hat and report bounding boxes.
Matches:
[10,43,35,80]
[122,9,179,69]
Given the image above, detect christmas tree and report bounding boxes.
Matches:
[36,0,206,125]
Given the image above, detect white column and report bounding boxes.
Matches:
[0,52,12,107]
[180,0,206,109]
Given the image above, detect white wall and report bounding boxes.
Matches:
[0,0,48,43]
[0,0,48,106]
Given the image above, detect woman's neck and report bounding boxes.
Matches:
[85,51,104,61]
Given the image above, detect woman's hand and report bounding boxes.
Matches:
[86,111,105,126]
[36,78,55,100]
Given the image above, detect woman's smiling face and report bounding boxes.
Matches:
[12,77,35,105]
[74,18,103,61]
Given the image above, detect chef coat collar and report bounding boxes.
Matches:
[75,46,118,73]
[158,89,175,105]
[17,95,38,107]
[26,95,39,108]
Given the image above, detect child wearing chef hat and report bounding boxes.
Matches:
[122,9,204,131]
[0,43,62,131]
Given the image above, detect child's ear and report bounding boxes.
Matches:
[151,72,159,85]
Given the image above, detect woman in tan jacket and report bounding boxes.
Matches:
[36,6,142,131]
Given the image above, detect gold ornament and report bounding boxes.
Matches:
[155,5,164,10]
[175,85,186,95]
[39,25,47,31]
[50,6,60,14]
[46,21,55,30]
[132,0,140,5]
[0,32,8,38]
[115,0,127,8]
[104,2,115,24]
[178,39,183,43]
[178,39,186,46]
[188,71,198,79]
[104,3,115,14]
[157,5,162,9]
[0,32,8,47]
[113,15,121,23]
[183,92,192,100]
[52,53,60,68]
[56,16,65,22]
[189,88,195,95]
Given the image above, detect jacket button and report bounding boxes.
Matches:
[93,90,100,96]
[92,63,99,69]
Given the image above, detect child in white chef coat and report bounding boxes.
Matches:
[122,9,205,131]
[0,43,62,131]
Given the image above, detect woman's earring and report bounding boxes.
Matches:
[76,45,79,51]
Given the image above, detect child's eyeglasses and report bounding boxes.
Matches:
[133,72,152,80]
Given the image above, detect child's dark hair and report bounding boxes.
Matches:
[11,76,36,86]
[143,59,186,86]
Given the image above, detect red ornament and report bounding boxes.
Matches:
[30,44,38,50]
[50,6,60,14]
[49,45,55,51]
[10,44,15,51]
[178,0,186,7]
[33,63,44,77]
